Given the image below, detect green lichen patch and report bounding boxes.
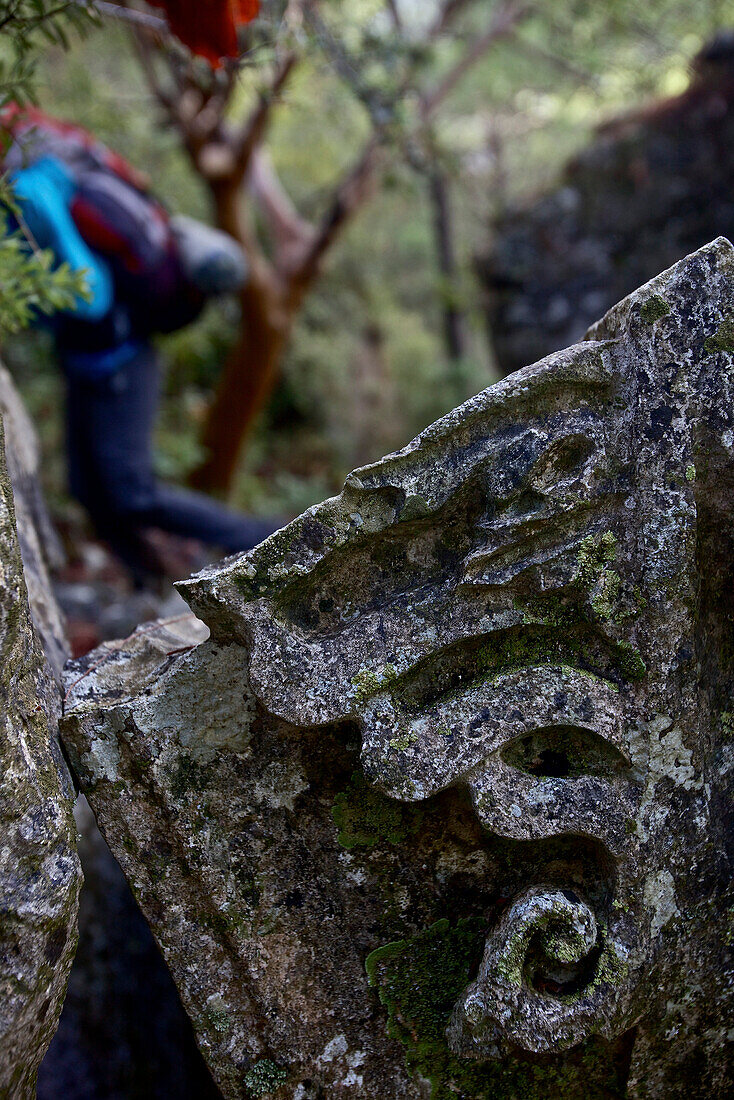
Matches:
[576,532,621,621]
[352,664,399,704]
[576,531,617,580]
[573,531,643,626]
[389,731,419,751]
[704,318,734,354]
[639,296,670,324]
[202,1002,231,1035]
[366,920,628,1099]
[685,463,696,483]
[244,1058,288,1097]
[332,770,423,849]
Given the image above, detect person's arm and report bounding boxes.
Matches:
[11,156,113,322]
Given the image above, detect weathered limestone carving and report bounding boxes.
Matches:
[0,405,81,1099]
[62,239,734,1098]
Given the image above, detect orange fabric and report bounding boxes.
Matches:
[152,1,259,67]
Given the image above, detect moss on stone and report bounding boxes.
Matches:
[725,906,734,948]
[366,919,628,1098]
[639,296,670,323]
[576,532,618,610]
[468,623,644,687]
[243,1059,288,1097]
[614,641,646,682]
[590,569,622,621]
[389,731,419,751]
[202,906,250,938]
[352,664,399,704]
[332,770,423,848]
[704,318,734,354]
[400,494,432,521]
[167,754,214,801]
[685,464,696,483]
[203,1002,231,1035]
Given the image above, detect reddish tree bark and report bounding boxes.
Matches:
[131,0,532,494]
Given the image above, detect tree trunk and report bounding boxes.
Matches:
[188,176,290,495]
[190,278,290,494]
[427,168,466,365]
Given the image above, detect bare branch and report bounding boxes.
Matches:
[248,149,316,272]
[513,33,597,86]
[297,0,533,285]
[303,3,368,105]
[230,52,298,181]
[429,0,474,38]
[130,21,176,114]
[91,1,167,32]
[421,0,533,119]
[131,22,236,176]
[385,0,404,33]
[294,135,384,283]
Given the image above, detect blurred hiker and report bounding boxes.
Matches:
[2,105,278,580]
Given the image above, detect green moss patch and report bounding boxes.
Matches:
[167,754,214,801]
[639,296,670,324]
[332,770,423,848]
[366,919,628,1098]
[704,318,734,354]
[244,1059,288,1097]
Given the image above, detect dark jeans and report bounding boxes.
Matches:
[64,344,277,574]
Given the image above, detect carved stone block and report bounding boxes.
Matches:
[62,239,734,1098]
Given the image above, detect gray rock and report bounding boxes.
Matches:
[0,418,81,1099]
[37,795,223,1100]
[62,239,734,1098]
[0,363,66,680]
[479,36,734,376]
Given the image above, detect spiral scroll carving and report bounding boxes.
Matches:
[447,886,625,1057]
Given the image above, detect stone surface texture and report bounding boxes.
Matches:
[0,416,81,1099]
[63,240,734,1099]
[479,36,734,376]
[0,363,66,679]
[37,794,223,1100]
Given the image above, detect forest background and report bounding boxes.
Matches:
[2,0,728,527]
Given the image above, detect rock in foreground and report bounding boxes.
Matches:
[63,240,734,1098]
[0,419,81,1099]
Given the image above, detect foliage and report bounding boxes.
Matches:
[0,0,96,335]
[0,208,89,334]
[0,0,97,106]
[4,1,730,514]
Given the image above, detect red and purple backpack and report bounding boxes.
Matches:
[1,104,203,334]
